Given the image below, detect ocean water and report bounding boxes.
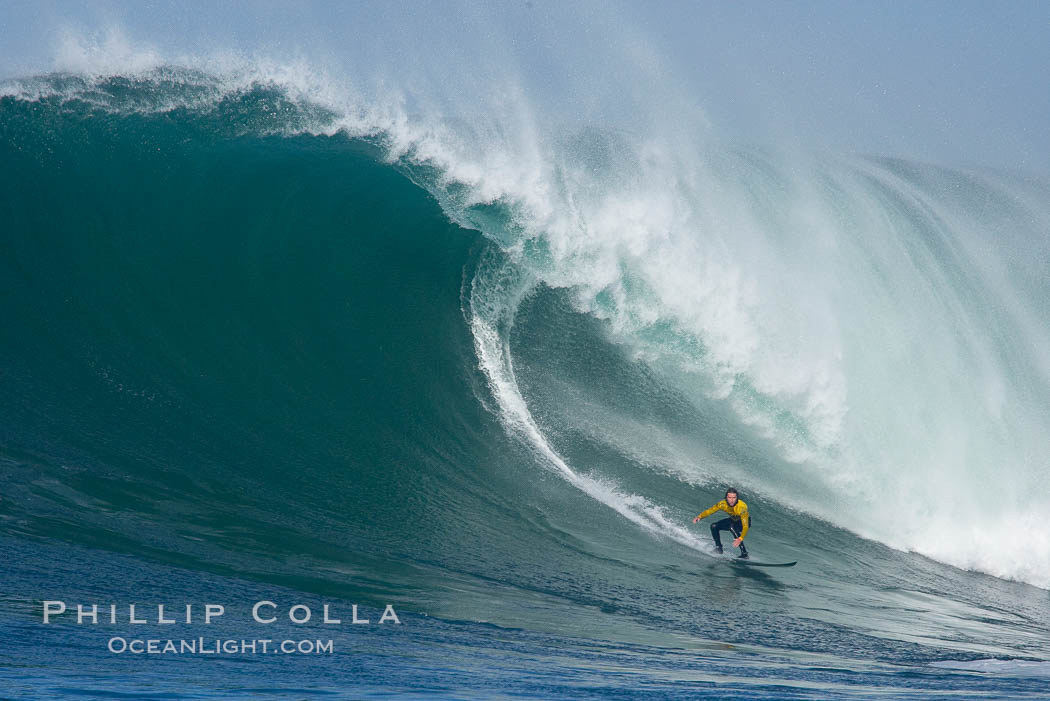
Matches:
[2,60,1050,698]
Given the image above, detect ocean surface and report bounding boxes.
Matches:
[2,67,1050,698]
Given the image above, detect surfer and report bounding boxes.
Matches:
[692,488,750,559]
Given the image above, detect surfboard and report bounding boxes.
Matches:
[730,559,797,568]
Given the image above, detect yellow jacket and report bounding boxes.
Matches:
[696,499,750,540]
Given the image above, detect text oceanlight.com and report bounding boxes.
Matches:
[108,638,335,655]
[40,601,402,656]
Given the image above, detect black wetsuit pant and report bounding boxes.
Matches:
[711,516,750,555]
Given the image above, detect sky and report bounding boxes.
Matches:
[1,0,1048,173]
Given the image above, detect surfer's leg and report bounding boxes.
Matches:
[730,517,750,558]
[710,518,732,552]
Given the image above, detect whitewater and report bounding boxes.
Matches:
[3,12,1050,699]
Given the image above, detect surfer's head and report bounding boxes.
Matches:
[725,488,738,506]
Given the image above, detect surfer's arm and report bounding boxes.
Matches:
[738,508,749,540]
[695,501,724,521]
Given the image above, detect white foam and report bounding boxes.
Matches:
[931,658,1050,677]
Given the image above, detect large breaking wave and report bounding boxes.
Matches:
[3,47,1050,597]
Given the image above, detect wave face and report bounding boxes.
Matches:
[3,69,1050,687]
[461,129,1050,589]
